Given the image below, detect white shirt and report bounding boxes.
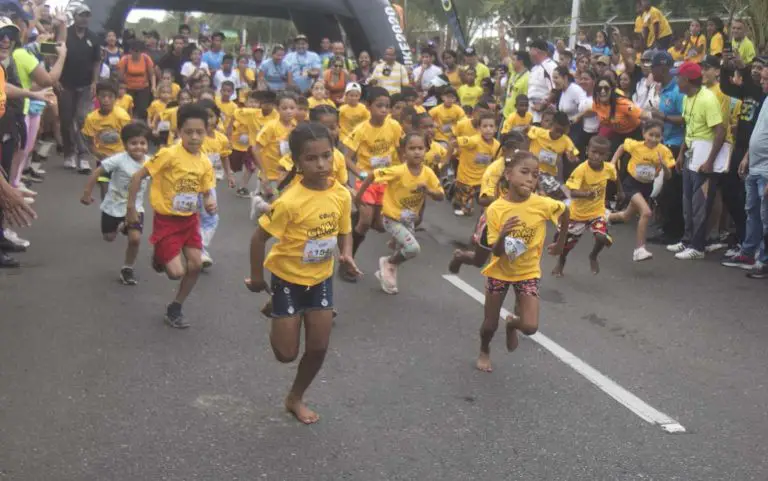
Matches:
[580,96,600,133]
[558,82,588,120]
[213,69,242,92]
[181,61,210,78]
[99,153,149,217]
[633,77,660,110]
[528,58,557,122]
[412,64,443,91]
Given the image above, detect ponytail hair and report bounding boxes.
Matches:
[278,122,334,190]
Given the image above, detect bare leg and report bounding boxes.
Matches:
[173,247,203,304]
[552,254,567,277]
[124,229,141,266]
[589,234,608,274]
[478,288,506,372]
[506,293,540,349]
[631,194,653,249]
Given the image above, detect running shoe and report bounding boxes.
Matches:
[63,155,77,169]
[376,256,398,294]
[0,238,26,253]
[723,246,741,259]
[23,168,44,183]
[746,263,768,279]
[666,242,686,253]
[249,194,270,221]
[0,252,20,268]
[235,187,250,198]
[721,254,756,269]
[201,252,213,269]
[4,229,30,248]
[119,267,138,286]
[164,303,189,329]
[674,248,705,260]
[16,184,37,197]
[453,209,465,216]
[632,246,653,262]
[705,242,727,253]
[78,159,91,174]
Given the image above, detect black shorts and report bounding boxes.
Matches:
[269,273,333,318]
[101,212,144,235]
[622,176,653,203]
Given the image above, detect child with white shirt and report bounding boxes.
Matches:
[213,54,241,93]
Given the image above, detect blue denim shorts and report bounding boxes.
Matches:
[270,274,334,318]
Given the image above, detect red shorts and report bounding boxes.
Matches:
[355,179,386,206]
[149,213,202,265]
[229,149,256,173]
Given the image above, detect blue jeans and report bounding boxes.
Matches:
[681,169,720,252]
[742,173,768,262]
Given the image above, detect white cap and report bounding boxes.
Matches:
[344,82,362,94]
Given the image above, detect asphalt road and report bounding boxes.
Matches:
[1,163,767,480]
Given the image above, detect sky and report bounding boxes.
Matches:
[47,0,171,22]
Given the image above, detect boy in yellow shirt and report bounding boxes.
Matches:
[501,94,533,134]
[254,92,298,201]
[126,103,217,329]
[527,112,579,178]
[295,96,310,124]
[158,69,181,99]
[451,112,499,216]
[215,81,238,129]
[458,68,483,109]
[429,87,465,146]
[338,82,370,142]
[553,135,617,276]
[162,90,194,146]
[115,82,134,116]
[82,81,132,196]
[233,91,278,197]
[149,84,173,142]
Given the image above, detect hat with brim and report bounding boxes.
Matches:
[597,55,611,65]
[0,15,19,31]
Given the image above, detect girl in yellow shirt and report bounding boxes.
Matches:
[246,122,361,425]
[254,93,298,200]
[149,85,173,142]
[706,17,725,56]
[116,83,134,116]
[477,151,569,373]
[162,89,194,146]
[607,120,672,262]
[358,132,445,294]
[451,112,499,216]
[307,80,336,109]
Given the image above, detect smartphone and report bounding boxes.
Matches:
[40,42,58,55]
[723,41,733,55]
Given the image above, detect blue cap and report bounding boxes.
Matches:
[0,0,33,21]
[651,50,674,68]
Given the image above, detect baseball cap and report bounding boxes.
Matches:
[0,0,33,21]
[529,39,548,53]
[640,49,655,62]
[252,43,264,52]
[295,33,308,41]
[345,82,362,94]
[68,1,91,16]
[700,55,721,70]
[651,51,674,68]
[678,62,702,80]
[0,15,18,31]
[596,55,611,65]
[463,47,477,56]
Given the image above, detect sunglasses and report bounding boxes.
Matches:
[333,64,343,68]
[597,85,611,92]
[0,27,18,42]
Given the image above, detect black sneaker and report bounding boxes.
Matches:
[119,267,138,286]
[0,238,26,253]
[746,265,768,280]
[164,302,189,329]
[0,252,20,268]
[23,168,44,183]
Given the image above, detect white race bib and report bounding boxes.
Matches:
[238,133,249,145]
[302,237,337,264]
[98,130,120,145]
[400,209,418,224]
[441,123,452,133]
[538,149,558,166]
[157,121,171,132]
[108,56,119,66]
[172,192,198,213]
[635,164,656,182]
[279,140,290,156]
[475,153,492,165]
[371,155,391,169]
[208,153,222,169]
[504,236,528,260]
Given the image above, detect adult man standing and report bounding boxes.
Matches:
[527,39,557,124]
[412,50,442,95]
[370,46,410,94]
[143,30,164,66]
[158,35,186,86]
[322,41,355,71]
[202,31,225,72]
[498,25,530,120]
[463,47,490,87]
[58,2,99,172]
[318,37,332,63]
[667,62,726,260]
[248,43,264,71]
[284,34,321,93]
[731,19,756,65]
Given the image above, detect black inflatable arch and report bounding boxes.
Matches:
[92,0,412,65]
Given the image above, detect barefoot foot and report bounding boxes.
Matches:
[448,249,465,274]
[476,352,493,372]
[505,318,520,352]
[285,396,320,425]
[551,263,564,277]
[589,255,600,274]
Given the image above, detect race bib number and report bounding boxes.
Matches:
[108,56,119,66]
[441,123,453,133]
[635,164,656,182]
[172,192,198,213]
[400,209,418,224]
[157,121,171,132]
[208,153,222,169]
[98,130,120,145]
[538,149,558,166]
[302,237,337,264]
[371,155,391,169]
[238,133,249,145]
[279,140,290,156]
[504,236,528,260]
[475,153,492,165]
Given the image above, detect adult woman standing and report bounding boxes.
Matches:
[117,39,155,121]
[259,45,291,91]
[441,50,462,89]
[551,66,588,177]
[591,76,651,151]
[574,70,600,153]
[591,31,612,56]
[351,51,373,85]
[323,56,350,105]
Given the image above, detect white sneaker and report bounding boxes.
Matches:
[666,242,686,253]
[723,246,740,259]
[675,248,705,260]
[249,194,271,221]
[633,246,653,262]
[78,159,91,173]
[705,242,727,253]
[201,252,213,268]
[453,209,465,216]
[4,229,30,247]
[17,184,37,196]
[30,162,45,174]
[63,155,77,169]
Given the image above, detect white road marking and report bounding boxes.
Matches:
[443,274,687,434]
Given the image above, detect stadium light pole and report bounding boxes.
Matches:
[568,0,580,48]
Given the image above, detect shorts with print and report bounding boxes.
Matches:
[355,179,386,206]
[270,273,334,318]
[485,277,540,297]
[101,211,144,235]
[149,213,203,266]
[230,149,255,173]
[453,181,480,209]
[557,217,612,254]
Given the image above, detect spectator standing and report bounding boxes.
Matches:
[499,25,530,120]
[157,35,185,86]
[58,2,99,172]
[117,40,156,121]
[248,44,264,72]
[102,30,121,71]
[527,39,557,124]
[683,19,707,63]
[441,49,462,89]
[730,19,756,65]
[463,47,490,87]
[318,37,332,63]
[351,50,373,85]
[637,0,673,49]
[202,31,225,72]
[180,47,210,82]
[143,30,163,66]
[322,41,355,71]
[370,46,409,94]
[412,50,442,95]
[259,44,290,91]
[284,34,321,93]
[591,31,612,56]
[323,56,350,105]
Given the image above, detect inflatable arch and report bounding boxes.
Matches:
[91,0,413,65]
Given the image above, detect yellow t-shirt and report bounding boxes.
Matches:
[668,47,686,62]
[338,103,371,141]
[480,157,506,199]
[709,32,724,56]
[237,69,256,104]
[456,135,500,187]
[256,119,297,181]
[684,34,707,63]
[278,148,348,187]
[116,94,134,113]
[255,109,279,132]
[481,194,566,282]
[452,118,478,138]
[643,7,672,46]
[414,105,427,114]
[230,108,262,151]
[565,162,618,221]
[622,138,674,183]
[458,84,483,108]
[215,96,237,127]
[501,111,533,134]
[144,142,215,216]
[202,130,233,172]
[528,126,578,176]
[424,141,448,171]
[81,107,132,157]
[147,100,167,124]
[634,16,654,49]
[709,84,743,145]
[343,118,403,174]
[429,103,466,142]
[159,106,179,145]
[308,97,336,109]
[374,164,443,222]
[733,37,756,64]
[259,180,352,286]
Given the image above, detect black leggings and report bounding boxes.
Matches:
[128,87,153,121]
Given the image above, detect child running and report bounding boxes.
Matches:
[308,80,336,109]
[527,112,579,180]
[357,132,445,294]
[162,90,194,146]
[552,135,617,276]
[126,103,217,329]
[607,119,673,261]
[116,83,134,116]
[501,95,533,134]
[429,87,466,148]
[253,92,297,202]
[338,83,369,142]
[246,122,361,424]
[80,122,152,285]
[452,112,499,216]
[478,151,569,372]
[234,90,278,197]
[149,85,173,143]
